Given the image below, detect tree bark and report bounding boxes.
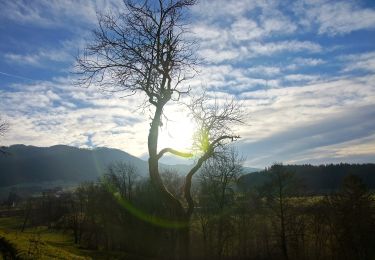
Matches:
[148,104,191,259]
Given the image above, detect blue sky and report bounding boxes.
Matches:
[0,0,375,168]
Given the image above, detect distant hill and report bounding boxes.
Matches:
[242,166,261,174]
[0,145,196,188]
[238,163,375,193]
[0,145,151,187]
[5,145,371,194]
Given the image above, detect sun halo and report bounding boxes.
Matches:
[158,116,196,154]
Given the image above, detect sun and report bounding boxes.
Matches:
[158,116,196,153]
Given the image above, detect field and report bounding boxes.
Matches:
[0,215,135,259]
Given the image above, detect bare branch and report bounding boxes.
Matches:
[188,92,244,153]
[182,93,244,217]
[75,0,197,107]
[157,147,193,160]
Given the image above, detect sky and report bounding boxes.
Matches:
[0,0,375,168]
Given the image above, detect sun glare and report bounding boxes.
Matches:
[158,116,196,153]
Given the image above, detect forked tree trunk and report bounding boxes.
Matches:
[147,104,192,259]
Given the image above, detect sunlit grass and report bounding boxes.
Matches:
[0,227,88,259]
[0,216,150,259]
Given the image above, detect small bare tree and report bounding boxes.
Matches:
[259,163,301,260]
[104,162,139,201]
[0,118,7,134]
[197,148,243,258]
[161,169,184,201]
[0,116,9,154]
[76,1,243,257]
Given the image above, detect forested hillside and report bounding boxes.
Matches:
[239,163,375,193]
[0,145,150,187]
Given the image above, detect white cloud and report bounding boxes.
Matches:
[231,18,264,41]
[5,49,72,66]
[191,0,261,22]
[285,58,325,70]
[293,57,325,66]
[294,0,375,35]
[247,66,281,76]
[284,74,320,82]
[4,37,85,67]
[239,80,375,167]
[190,0,302,64]
[4,53,40,66]
[193,64,281,92]
[230,15,297,42]
[260,10,297,36]
[247,41,322,56]
[0,80,150,157]
[341,51,375,73]
[197,40,322,63]
[0,0,123,28]
[198,49,240,64]
[191,24,222,40]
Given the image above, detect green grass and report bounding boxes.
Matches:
[0,222,89,259]
[0,216,134,259]
[0,216,23,230]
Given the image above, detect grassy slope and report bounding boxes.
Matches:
[0,217,129,259]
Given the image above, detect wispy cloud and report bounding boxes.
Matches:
[236,74,375,166]
[293,0,375,35]
[284,74,320,83]
[248,66,282,76]
[0,0,123,28]
[4,49,71,67]
[0,81,149,156]
[240,104,375,167]
[340,51,375,73]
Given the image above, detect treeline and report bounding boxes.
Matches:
[239,163,375,193]
[14,160,375,259]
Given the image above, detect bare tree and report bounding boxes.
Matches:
[184,94,243,217]
[259,163,301,260]
[161,169,184,201]
[0,116,9,154]
[324,175,375,260]
[76,1,243,257]
[0,118,7,135]
[104,161,139,201]
[197,148,243,259]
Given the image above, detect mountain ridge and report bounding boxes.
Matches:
[0,144,259,188]
[0,144,148,187]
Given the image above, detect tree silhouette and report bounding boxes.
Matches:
[0,118,7,135]
[259,163,301,260]
[104,161,139,201]
[197,148,243,258]
[0,116,9,154]
[76,2,243,257]
[325,175,375,259]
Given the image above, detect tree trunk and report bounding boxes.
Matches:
[21,200,31,232]
[176,217,190,260]
[148,104,191,259]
